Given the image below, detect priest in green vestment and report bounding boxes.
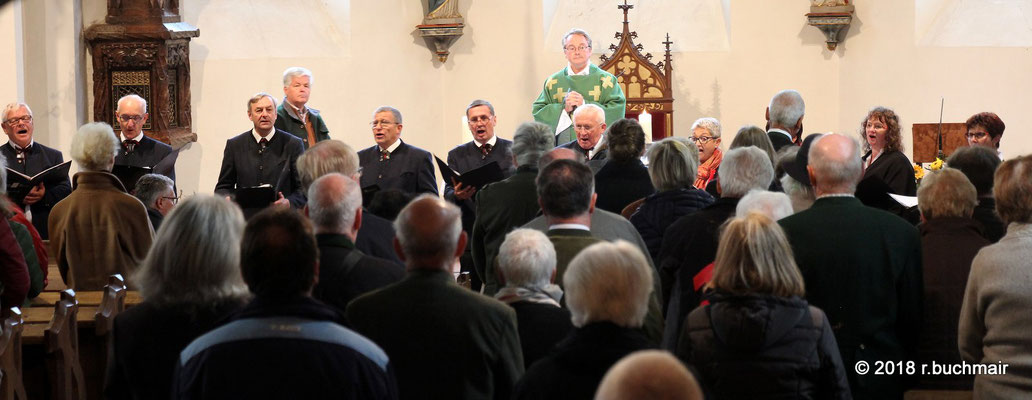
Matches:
[533,29,626,145]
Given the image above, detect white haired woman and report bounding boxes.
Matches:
[105,195,249,400]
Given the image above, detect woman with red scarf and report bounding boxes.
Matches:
[691,117,723,190]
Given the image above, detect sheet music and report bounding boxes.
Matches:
[889,193,919,209]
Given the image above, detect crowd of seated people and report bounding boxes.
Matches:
[4,80,1031,400]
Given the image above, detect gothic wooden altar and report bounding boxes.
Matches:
[599,2,675,140]
[84,0,199,147]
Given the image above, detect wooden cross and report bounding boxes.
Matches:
[618,0,634,24]
[588,86,601,101]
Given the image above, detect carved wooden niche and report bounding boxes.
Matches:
[599,1,675,140]
[84,0,199,148]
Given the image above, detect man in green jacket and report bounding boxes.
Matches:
[275,67,330,149]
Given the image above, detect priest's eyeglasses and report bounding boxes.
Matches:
[2,116,31,126]
[690,136,717,144]
[369,120,396,128]
[564,45,591,53]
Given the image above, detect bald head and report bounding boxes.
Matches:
[394,195,465,270]
[538,147,585,170]
[807,133,862,194]
[595,350,703,400]
[307,173,362,237]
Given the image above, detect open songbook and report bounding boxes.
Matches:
[5,160,71,205]
[112,149,180,191]
[434,156,506,191]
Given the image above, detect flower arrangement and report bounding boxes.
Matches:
[915,157,944,183]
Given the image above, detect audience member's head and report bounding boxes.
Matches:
[307,173,363,238]
[717,146,774,198]
[947,145,1001,197]
[766,90,805,136]
[595,350,704,400]
[690,117,722,164]
[606,118,646,162]
[736,190,794,220]
[497,228,557,290]
[296,139,360,190]
[135,195,248,305]
[965,112,1005,150]
[993,155,1032,225]
[564,241,652,328]
[70,122,120,172]
[537,147,585,170]
[394,195,464,270]
[241,207,318,298]
[134,174,176,215]
[730,125,776,167]
[368,189,414,221]
[647,138,699,192]
[917,168,978,220]
[860,106,903,153]
[536,159,595,220]
[712,212,803,298]
[808,133,862,195]
[512,122,554,168]
[778,147,816,212]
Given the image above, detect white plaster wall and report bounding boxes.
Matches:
[3,0,1031,197]
[0,1,23,103]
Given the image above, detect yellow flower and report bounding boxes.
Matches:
[913,164,925,180]
[929,158,944,171]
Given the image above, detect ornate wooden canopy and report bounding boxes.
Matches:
[599,1,675,139]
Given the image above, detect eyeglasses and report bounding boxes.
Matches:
[468,115,493,123]
[690,136,717,144]
[564,45,591,53]
[965,132,989,140]
[574,123,602,131]
[162,190,183,205]
[369,120,396,128]
[2,115,32,126]
[118,114,144,123]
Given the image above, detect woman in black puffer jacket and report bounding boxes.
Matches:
[675,212,851,399]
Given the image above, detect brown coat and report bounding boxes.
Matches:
[49,171,153,290]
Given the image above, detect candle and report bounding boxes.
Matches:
[638,110,653,143]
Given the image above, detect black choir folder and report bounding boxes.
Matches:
[112,150,180,191]
[232,160,293,213]
[5,160,71,204]
[434,156,505,190]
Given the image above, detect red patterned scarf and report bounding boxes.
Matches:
[694,147,722,189]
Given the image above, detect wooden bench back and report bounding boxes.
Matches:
[43,290,85,400]
[0,308,27,400]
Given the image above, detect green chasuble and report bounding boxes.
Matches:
[532,63,626,145]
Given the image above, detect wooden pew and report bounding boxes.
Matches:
[0,308,27,400]
[43,289,85,400]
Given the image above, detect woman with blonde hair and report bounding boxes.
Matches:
[676,212,850,399]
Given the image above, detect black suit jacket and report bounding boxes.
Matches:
[558,140,607,161]
[767,130,795,152]
[114,135,176,181]
[443,138,515,232]
[357,140,438,197]
[0,142,72,238]
[355,212,402,264]
[214,129,305,208]
[471,166,541,295]
[593,158,655,214]
[313,234,404,315]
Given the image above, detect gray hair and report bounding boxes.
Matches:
[307,173,362,234]
[736,190,794,220]
[497,229,556,290]
[718,147,774,198]
[690,117,722,138]
[808,133,863,193]
[1,103,31,124]
[768,90,805,129]
[116,94,148,114]
[134,195,248,305]
[730,125,776,167]
[133,174,174,208]
[572,103,605,125]
[562,28,592,48]
[296,140,360,190]
[780,173,815,212]
[647,138,699,191]
[596,350,704,400]
[512,122,554,167]
[465,99,495,116]
[394,194,462,261]
[564,240,653,328]
[282,66,314,86]
[246,92,277,113]
[918,168,977,220]
[70,122,120,171]
[373,106,403,124]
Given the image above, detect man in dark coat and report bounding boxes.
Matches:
[357,106,437,198]
[307,173,403,314]
[779,133,922,400]
[347,196,523,400]
[214,93,305,209]
[471,122,553,296]
[132,173,176,231]
[275,67,330,149]
[537,159,604,285]
[765,89,805,151]
[592,118,654,214]
[1,102,72,238]
[113,94,176,182]
[175,208,397,399]
[657,146,774,350]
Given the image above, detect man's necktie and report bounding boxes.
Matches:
[481,143,492,159]
[122,140,136,154]
[258,138,268,152]
[14,145,29,164]
[582,146,593,159]
[380,150,390,161]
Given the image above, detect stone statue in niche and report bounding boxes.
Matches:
[426,0,461,21]
[811,0,849,6]
[417,0,464,62]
